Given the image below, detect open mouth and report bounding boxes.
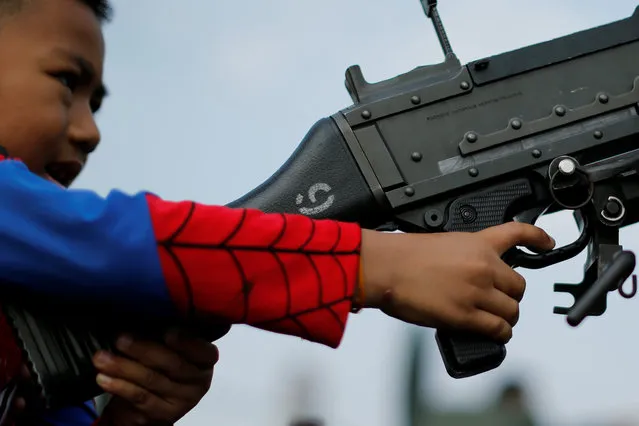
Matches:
[44,161,83,188]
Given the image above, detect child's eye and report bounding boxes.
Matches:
[53,72,80,92]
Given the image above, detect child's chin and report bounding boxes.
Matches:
[43,174,65,188]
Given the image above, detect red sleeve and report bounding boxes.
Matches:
[146,195,362,348]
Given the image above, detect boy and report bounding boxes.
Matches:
[0,0,556,424]
[0,2,225,425]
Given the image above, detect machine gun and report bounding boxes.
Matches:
[229,0,639,377]
[2,0,639,412]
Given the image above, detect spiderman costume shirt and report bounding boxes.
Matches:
[0,154,363,425]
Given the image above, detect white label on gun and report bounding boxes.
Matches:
[296,183,335,216]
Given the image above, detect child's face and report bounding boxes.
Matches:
[0,0,106,187]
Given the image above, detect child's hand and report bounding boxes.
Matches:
[93,328,220,425]
[0,365,29,426]
[361,222,556,343]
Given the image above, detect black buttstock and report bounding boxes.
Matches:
[228,117,385,228]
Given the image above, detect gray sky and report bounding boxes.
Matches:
[76,1,639,425]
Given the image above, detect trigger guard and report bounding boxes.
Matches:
[503,215,591,269]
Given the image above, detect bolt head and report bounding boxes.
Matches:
[605,200,621,216]
[511,119,522,130]
[558,158,576,175]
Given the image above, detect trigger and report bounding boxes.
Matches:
[504,214,591,270]
[513,206,547,225]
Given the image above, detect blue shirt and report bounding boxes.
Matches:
[38,401,98,426]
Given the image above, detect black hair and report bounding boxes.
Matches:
[0,0,112,21]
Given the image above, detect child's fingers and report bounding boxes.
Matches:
[12,397,25,412]
[95,373,170,421]
[467,310,513,343]
[114,334,202,383]
[164,328,219,370]
[1,393,23,426]
[92,351,175,397]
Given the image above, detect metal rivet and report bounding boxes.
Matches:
[554,106,566,116]
[404,187,415,196]
[594,130,603,139]
[411,152,423,162]
[598,94,609,104]
[511,119,522,130]
[465,132,478,143]
[460,81,470,90]
[411,95,421,105]
[468,168,479,177]
[361,110,371,119]
[532,149,542,158]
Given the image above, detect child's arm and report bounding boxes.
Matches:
[0,158,359,348]
[0,157,555,349]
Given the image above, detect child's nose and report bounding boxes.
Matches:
[68,109,101,155]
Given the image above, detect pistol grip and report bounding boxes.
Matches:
[435,329,506,378]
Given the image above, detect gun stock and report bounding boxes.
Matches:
[227,117,388,229]
[3,1,639,411]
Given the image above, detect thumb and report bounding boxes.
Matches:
[479,222,555,254]
[164,328,220,370]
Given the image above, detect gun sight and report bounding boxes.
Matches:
[420,0,455,58]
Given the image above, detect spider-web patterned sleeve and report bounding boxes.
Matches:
[0,158,361,350]
[145,194,361,349]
